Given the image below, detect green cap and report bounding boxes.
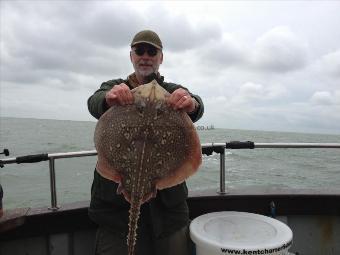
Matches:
[131,30,163,49]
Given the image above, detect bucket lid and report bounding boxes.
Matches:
[190,211,292,254]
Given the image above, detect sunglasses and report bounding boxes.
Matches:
[133,46,159,57]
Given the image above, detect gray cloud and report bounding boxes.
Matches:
[231,82,287,105]
[200,34,247,70]
[310,91,333,105]
[318,49,340,78]
[252,26,308,72]
[310,90,340,106]
[71,4,143,48]
[142,5,222,51]
[194,27,309,75]
[1,1,340,134]
[1,1,222,90]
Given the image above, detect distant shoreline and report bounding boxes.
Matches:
[2,116,340,136]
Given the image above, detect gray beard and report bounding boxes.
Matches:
[137,69,154,77]
[134,66,158,80]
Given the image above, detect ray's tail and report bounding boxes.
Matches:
[127,196,141,255]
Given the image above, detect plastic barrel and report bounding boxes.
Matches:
[190,211,293,255]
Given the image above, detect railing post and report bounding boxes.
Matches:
[218,149,227,194]
[48,158,59,211]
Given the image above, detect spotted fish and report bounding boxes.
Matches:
[94,80,202,255]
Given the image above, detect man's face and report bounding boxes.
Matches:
[130,43,163,78]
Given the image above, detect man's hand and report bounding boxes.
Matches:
[167,88,196,113]
[105,83,134,107]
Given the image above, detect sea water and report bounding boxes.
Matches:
[1,117,340,209]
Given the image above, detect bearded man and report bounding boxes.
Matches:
[88,30,204,255]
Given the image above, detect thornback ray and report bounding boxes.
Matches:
[94,80,202,255]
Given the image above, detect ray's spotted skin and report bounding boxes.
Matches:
[94,80,202,255]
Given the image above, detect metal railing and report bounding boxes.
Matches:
[1,142,340,210]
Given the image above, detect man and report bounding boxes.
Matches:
[87,30,204,255]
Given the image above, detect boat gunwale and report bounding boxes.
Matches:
[1,188,340,241]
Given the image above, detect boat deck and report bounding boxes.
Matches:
[1,188,340,255]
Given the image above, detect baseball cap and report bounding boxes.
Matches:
[131,30,163,50]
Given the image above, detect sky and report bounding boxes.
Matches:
[1,1,340,134]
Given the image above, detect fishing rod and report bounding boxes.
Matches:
[201,141,340,154]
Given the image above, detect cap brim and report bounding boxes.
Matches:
[131,41,162,49]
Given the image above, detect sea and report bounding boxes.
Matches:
[0,117,340,210]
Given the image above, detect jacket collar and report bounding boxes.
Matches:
[127,72,164,88]
[127,73,140,88]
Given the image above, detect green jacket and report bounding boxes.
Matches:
[87,74,204,122]
[87,74,204,238]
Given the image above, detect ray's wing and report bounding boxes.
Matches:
[149,108,202,190]
[94,105,143,184]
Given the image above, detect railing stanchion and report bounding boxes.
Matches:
[218,149,227,194]
[48,158,59,211]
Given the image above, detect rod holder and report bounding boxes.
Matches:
[48,158,59,211]
[218,149,227,194]
[0,149,9,156]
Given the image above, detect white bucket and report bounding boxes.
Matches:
[190,211,293,255]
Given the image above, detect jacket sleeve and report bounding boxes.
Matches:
[189,94,204,123]
[162,82,204,123]
[87,79,124,119]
